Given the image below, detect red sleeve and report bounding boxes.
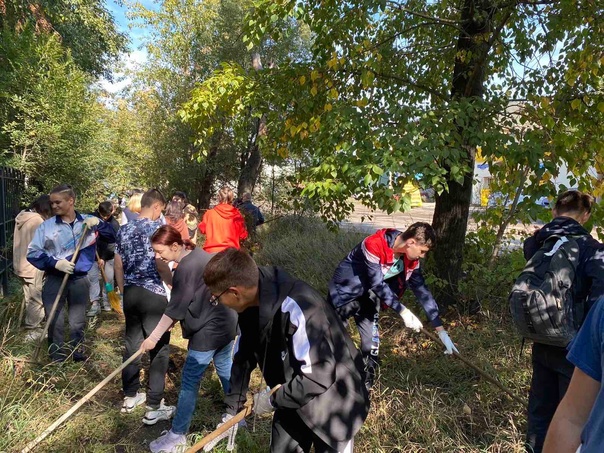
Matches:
[198,212,207,234]
[237,213,248,240]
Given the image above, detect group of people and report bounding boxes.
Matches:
[12,182,604,453]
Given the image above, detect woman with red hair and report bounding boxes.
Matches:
[140,225,238,453]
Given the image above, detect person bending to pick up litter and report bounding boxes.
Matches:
[328,222,457,389]
[202,248,369,453]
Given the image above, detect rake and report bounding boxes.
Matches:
[32,225,89,362]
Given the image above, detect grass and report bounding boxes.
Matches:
[0,215,531,452]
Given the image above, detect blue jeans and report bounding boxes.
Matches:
[171,341,234,434]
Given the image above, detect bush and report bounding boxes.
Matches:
[255,215,366,294]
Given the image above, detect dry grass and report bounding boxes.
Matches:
[0,216,532,452]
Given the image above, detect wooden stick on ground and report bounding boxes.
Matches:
[186,385,281,453]
[420,327,526,406]
[21,349,143,453]
[32,225,89,362]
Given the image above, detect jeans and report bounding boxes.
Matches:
[526,342,574,453]
[87,262,101,303]
[42,274,89,361]
[171,341,234,434]
[122,285,170,407]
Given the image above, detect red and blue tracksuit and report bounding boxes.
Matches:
[328,228,442,361]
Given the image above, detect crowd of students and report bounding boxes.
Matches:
[11,184,604,453]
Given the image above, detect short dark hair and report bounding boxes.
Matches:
[98,201,114,218]
[50,184,76,200]
[203,248,258,292]
[30,194,52,219]
[141,189,166,208]
[401,222,436,247]
[554,190,593,216]
[172,191,188,203]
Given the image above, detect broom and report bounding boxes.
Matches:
[96,251,123,315]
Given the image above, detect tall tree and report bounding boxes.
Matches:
[130,0,310,207]
[195,0,603,305]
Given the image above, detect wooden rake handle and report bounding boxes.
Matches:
[420,327,526,406]
[186,385,281,453]
[21,348,143,453]
[33,224,90,361]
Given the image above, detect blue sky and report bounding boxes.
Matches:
[100,0,156,93]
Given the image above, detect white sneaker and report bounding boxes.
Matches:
[149,429,187,453]
[121,392,146,413]
[87,303,100,317]
[23,329,45,342]
[143,399,175,425]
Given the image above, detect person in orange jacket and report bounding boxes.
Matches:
[198,187,248,253]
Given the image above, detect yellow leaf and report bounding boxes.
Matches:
[329,88,339,100]
[299,75,306,86]
[324,103,332,112]
[277,147,288,158]
[290,125,297,136]
[598,102,604,113]
[310,86,318,96]
[571,98,581,110]
[311,70,320,81]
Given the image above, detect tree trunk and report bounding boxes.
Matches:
[431,0,495,306]
[197,142,219,210]
[237,53,265,198]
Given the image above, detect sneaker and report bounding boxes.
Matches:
[121,392,146,413]
[23,329,45,342]
[87,303,100,317]
[101,303,112,312]
[149,429,187,453]
[143,399,176,425]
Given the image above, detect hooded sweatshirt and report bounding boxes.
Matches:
[13,211,44,279]
[226,266,370,449]
[198,203,248,253]
[523,216,604,314]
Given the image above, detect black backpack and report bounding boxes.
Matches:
[509,234,583,347]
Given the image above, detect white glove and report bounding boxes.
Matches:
[400,308,423,332]
[253,387,275,416]
[202,413,240,452]
[55,259,75,274]
[83,216,100,228]
[438,330,459,355]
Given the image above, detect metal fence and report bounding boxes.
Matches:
[0,167,25,295]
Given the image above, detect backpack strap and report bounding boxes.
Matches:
[544,236,569,256]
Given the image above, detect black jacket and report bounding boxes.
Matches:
[524,216,604,313]
[226,266,369,448]
[164,248,238,351]
[91,211,120,261]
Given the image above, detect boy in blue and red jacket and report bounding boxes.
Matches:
[27,184,115,362]
[328,222,457,389]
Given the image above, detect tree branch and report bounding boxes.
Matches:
[386,0,462,28]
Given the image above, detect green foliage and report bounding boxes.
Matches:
[0,0,127,78]
[0,24,145,210]
[183,0,604,234]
